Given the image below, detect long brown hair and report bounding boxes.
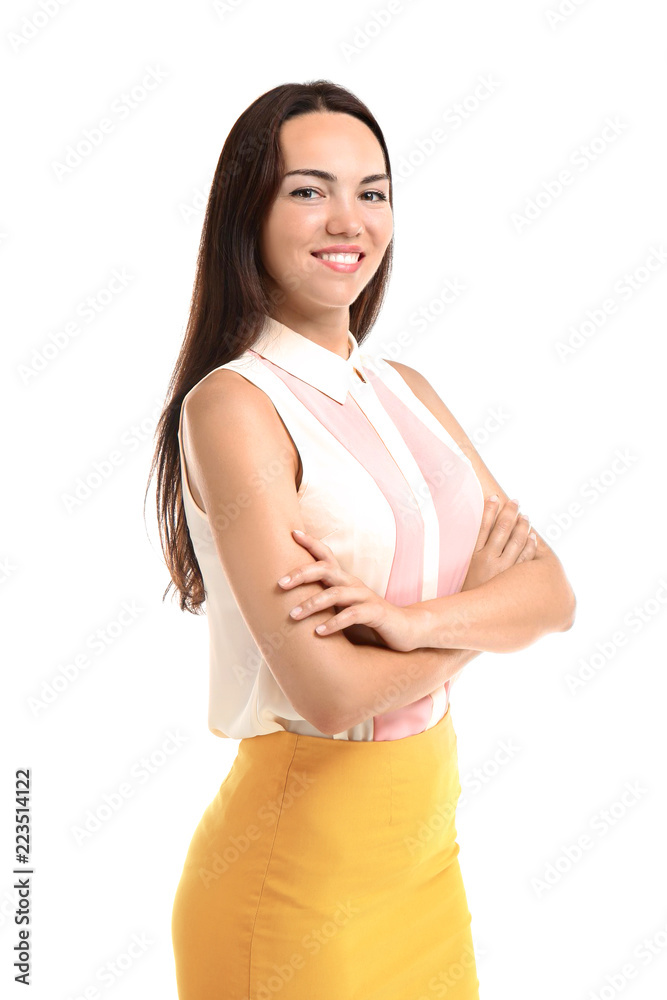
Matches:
[146,80,394,614]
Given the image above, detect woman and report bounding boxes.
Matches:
[151,81,576,999]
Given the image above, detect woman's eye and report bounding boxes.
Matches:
[290,188,388,202]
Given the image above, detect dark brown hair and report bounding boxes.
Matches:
[145,80,394,614]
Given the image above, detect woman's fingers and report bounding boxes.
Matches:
[290,528,333,560]
[278,560,343,589]
[474,495,501,550]
[485,498,523,556]
[278,529,347,589]
[314,598,385,635]
[514,533,537,564]
[500,512,538,567]
[287,585,369,623]
[501,511,530,554]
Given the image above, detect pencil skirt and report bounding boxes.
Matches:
[171,705,480,999]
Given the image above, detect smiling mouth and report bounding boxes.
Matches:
[311,251,365,262]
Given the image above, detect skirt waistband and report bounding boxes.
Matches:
[235,705,458,803]
[242,703,455,754]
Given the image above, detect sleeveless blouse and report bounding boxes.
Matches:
[177,314,484,741]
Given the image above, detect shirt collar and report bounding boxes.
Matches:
[249,314,364,404]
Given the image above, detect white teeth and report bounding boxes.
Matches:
[314,252,361,263]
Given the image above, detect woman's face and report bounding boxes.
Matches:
[259,111,393,317]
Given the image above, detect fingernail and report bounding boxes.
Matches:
[529,532,537,542]
[289,606,302,617]
[293,529,304,536]
[488,494,499,501]
[315,624,326,633]
[278,576,290,586]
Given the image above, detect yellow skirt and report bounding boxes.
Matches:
[171,706,479,999]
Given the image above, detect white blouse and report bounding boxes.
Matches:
[178,314,484,741]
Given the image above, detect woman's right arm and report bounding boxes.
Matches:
[182,370,467,736]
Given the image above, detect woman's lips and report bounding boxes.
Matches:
[311,252,365,274]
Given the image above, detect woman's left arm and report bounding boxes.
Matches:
[408,549,575,654]
[386,361,577,655]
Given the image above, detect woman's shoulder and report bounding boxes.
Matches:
[180,358,298,490]
[183,356,278,428]
[181,350,268,410]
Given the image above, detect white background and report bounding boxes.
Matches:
[2,0,666,997]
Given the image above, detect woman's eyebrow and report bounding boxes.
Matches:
[283,168,390,185]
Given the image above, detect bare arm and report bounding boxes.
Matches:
[183,370,477,735]
[407,553,574,654]
[344,620,482,688]
[405,496,575,653]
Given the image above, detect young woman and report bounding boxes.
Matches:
[151,80,576,999]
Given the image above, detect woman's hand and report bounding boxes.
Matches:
[461,496,537,592]
[277,529,418,652]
